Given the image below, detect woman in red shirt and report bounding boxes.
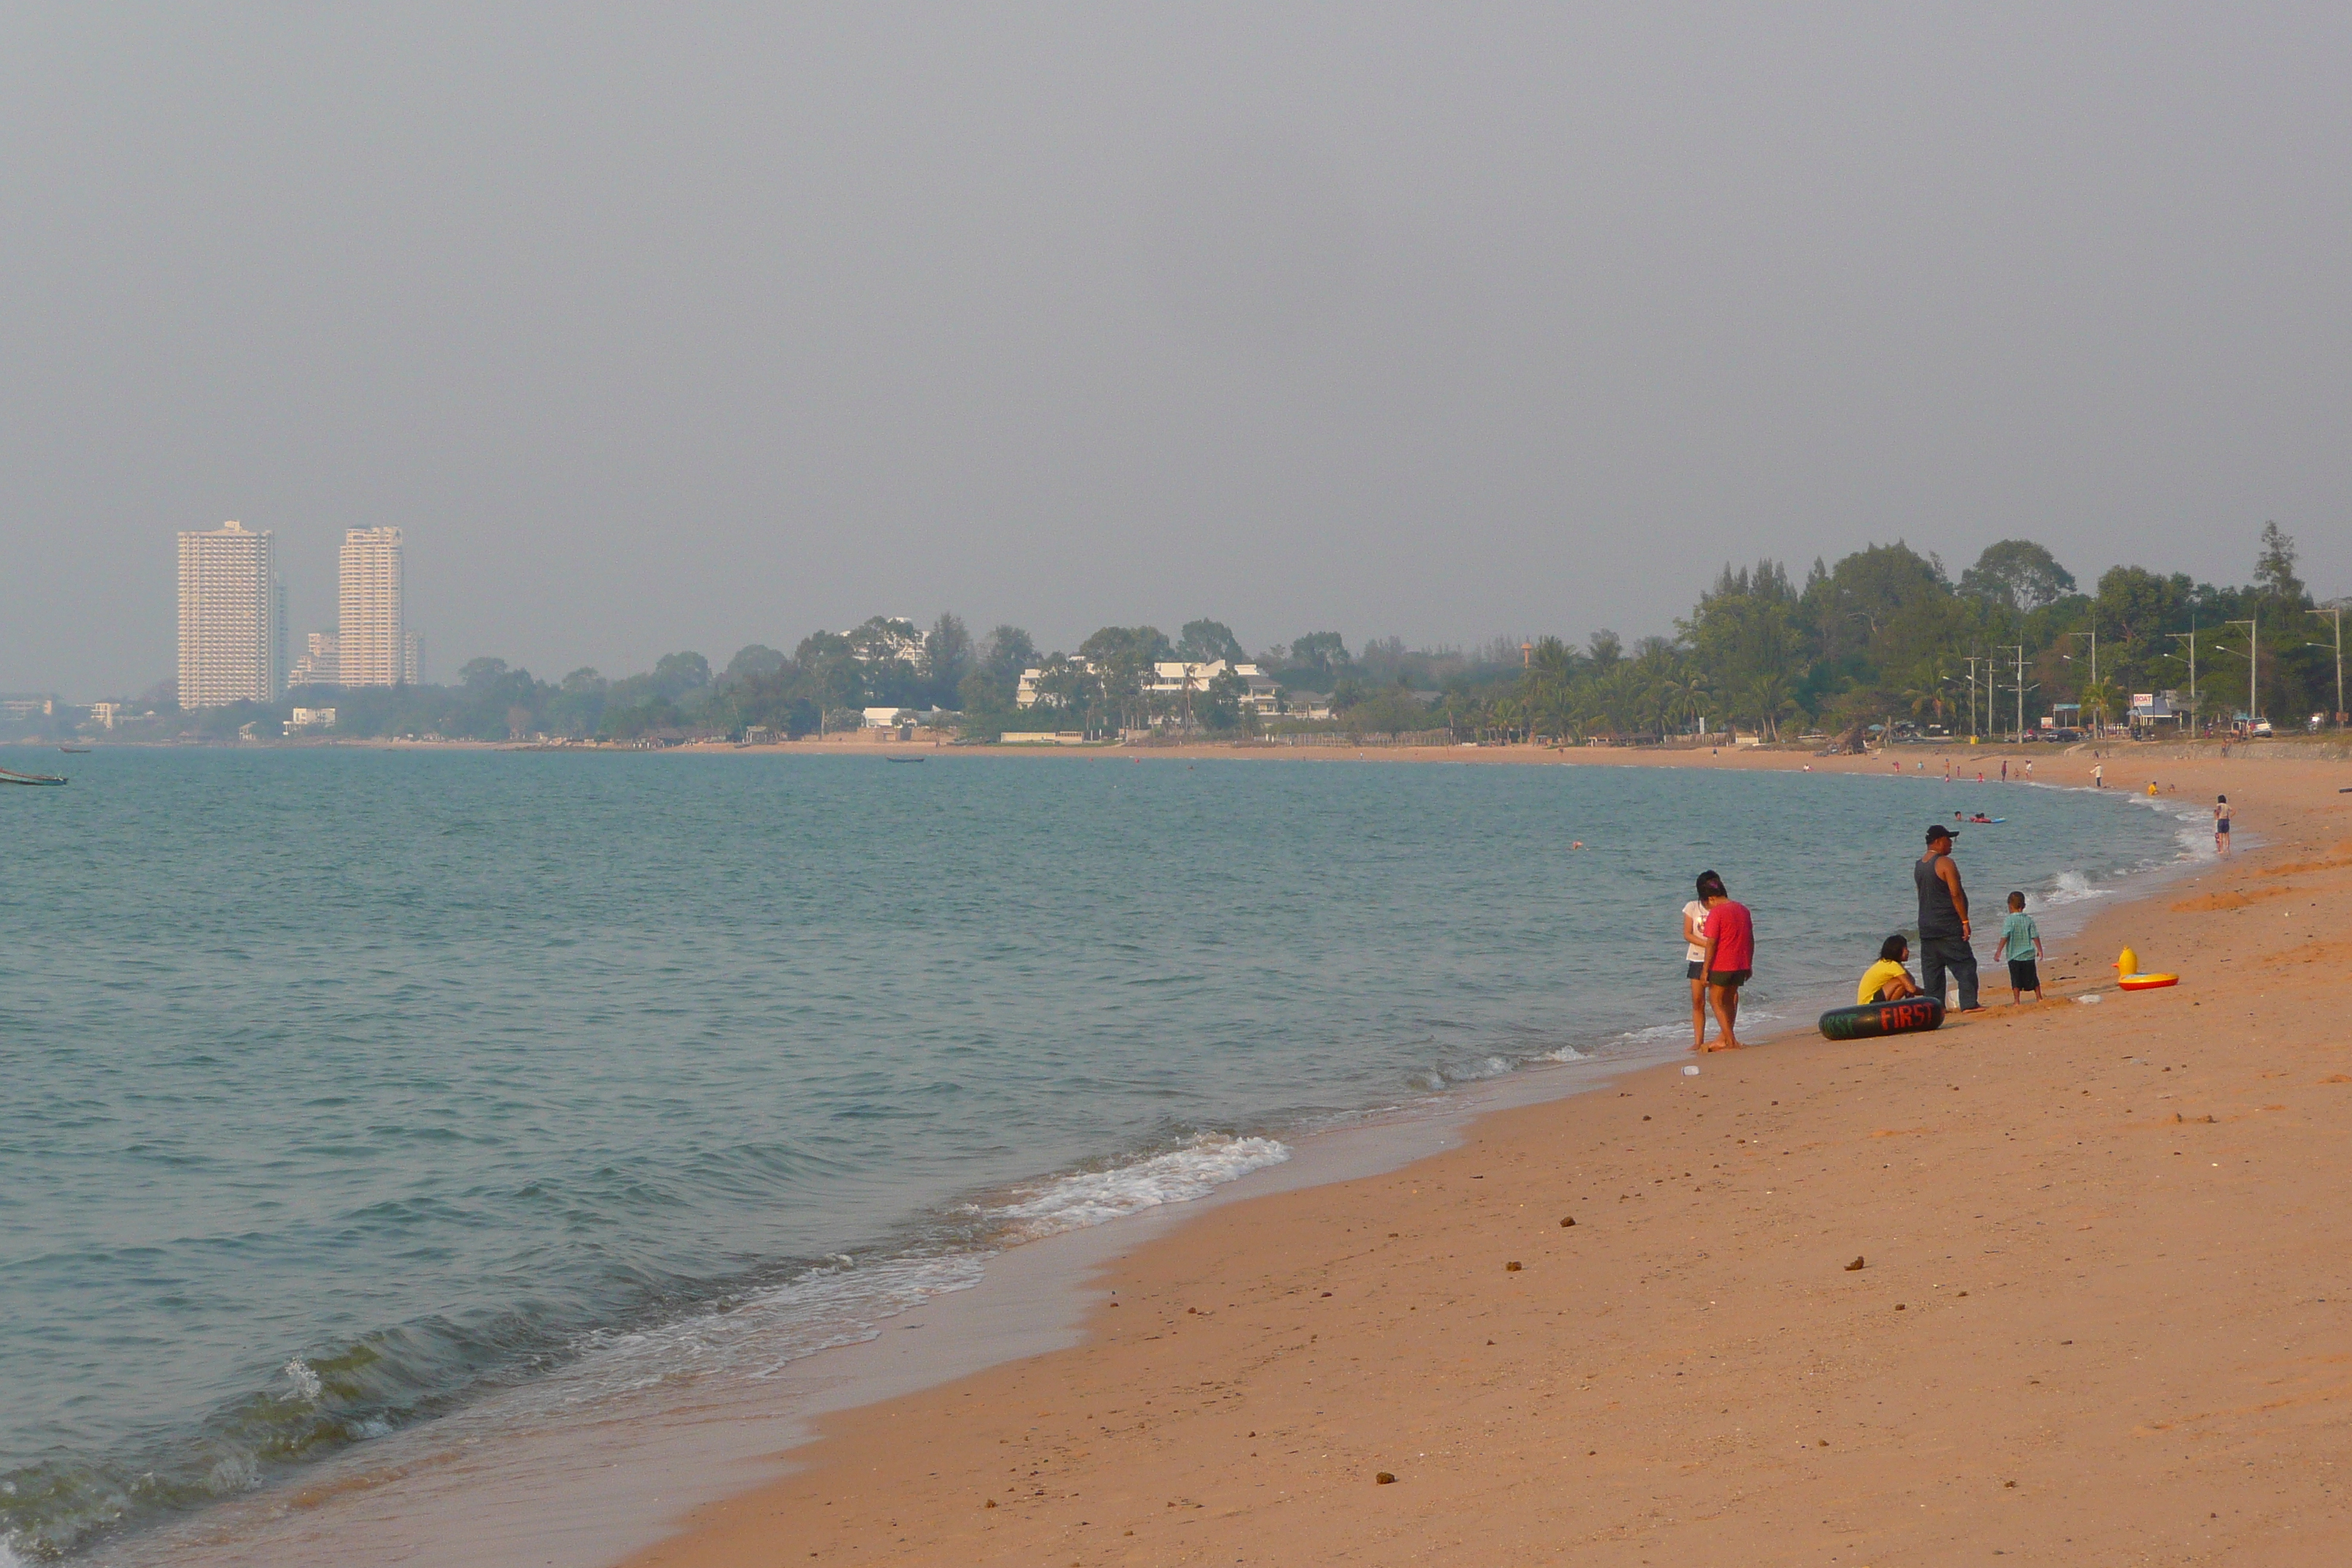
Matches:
[1697,873,1754,1051]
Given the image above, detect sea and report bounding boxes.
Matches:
[0,745,2201,1563]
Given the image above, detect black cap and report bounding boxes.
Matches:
[1926,824,1953,843]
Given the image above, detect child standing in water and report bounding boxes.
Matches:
[1681,873,1720,1050]
[1998,892,2044,1003]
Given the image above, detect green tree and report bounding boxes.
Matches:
[976,625,1037,696]
[1177,619,1247,664]
[1960,539,2077,613]
[721,645,787,685]
[1286,632,1350,685]
[2255,522,2306,608]
[924,614,972,703]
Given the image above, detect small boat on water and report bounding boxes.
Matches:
[1,765,69,785]
[884,755,927,764]
[61,746,91,754]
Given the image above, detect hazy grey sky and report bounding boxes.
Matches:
[4,3,2345,697]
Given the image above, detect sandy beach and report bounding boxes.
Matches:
[612,744,2352,1567]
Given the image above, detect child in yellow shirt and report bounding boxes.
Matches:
[1857,934,1924,1005]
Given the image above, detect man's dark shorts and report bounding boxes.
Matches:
[1708,969,1752,988]
[1686,960,1705,980]
[2008,958,2040,991]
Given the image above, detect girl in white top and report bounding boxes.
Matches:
[1683,870,1726,1049]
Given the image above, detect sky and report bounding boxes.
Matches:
[2,3,2346,698]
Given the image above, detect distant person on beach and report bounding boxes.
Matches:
[2215,795,2231,855]
[1682,873,1722,1050]
[1916,825,1981,1011]
[1857,935,1923,1004]
[2093,763,2104,788]
[1695,873,1754,1051]
[1997,892,2044,1003]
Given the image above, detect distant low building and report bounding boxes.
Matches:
[289,706,337,730]
[2128,690,2185,734]
[1,696,56,721]
[289,632,339,687]
[86,701,126,729]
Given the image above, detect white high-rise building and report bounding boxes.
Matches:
[177,521,279,708]
[338,527,408,687]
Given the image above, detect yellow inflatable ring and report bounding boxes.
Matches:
[2117,973,2179,991]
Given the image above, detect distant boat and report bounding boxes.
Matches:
[60,746,91,753]
[884,755,927,764]
[1,765,68,785]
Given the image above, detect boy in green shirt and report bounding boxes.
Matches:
[1999,892,2044,1003]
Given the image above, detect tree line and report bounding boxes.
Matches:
[23,522,2334,745]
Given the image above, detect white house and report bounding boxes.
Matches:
[1143,660,1281,720]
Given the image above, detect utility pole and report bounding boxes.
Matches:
[2166,620,2198,736]
[2223,618,2258,733]
[1962,653,1983,740]
[1995,644,2028,742]
[2308,604,2344,730]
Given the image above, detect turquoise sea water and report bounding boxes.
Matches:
[0,747,2192,1560]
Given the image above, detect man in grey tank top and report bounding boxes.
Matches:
[1915,824,1981,1010]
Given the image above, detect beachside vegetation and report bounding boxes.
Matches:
[32,524,2339,746]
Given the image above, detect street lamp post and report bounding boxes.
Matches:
[2057,622,2100,736]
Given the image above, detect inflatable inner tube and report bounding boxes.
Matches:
[2117,973,2179,991]
[1818,996,1945,1041]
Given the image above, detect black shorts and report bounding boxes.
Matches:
[1686,960,1705,980]
[2007,958,2040,991]
[1707,969,1751,989]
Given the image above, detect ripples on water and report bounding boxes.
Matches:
[0,747,2192,1558]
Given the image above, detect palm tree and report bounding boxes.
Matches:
[2080,676,2123,734]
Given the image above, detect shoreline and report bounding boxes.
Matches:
[89,744,2258,1567]
[605,748,2346,1568]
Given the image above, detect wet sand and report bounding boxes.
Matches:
[624,749,2352,1567]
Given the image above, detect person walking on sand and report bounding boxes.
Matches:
[1681,872,1725,1050]
[1695,874,1754,1050]
[1916,824,1982,1011]
[2093,762,2103,788]
[2215,794,2232,855]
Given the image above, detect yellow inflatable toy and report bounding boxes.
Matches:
[2115,946,2179,991]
